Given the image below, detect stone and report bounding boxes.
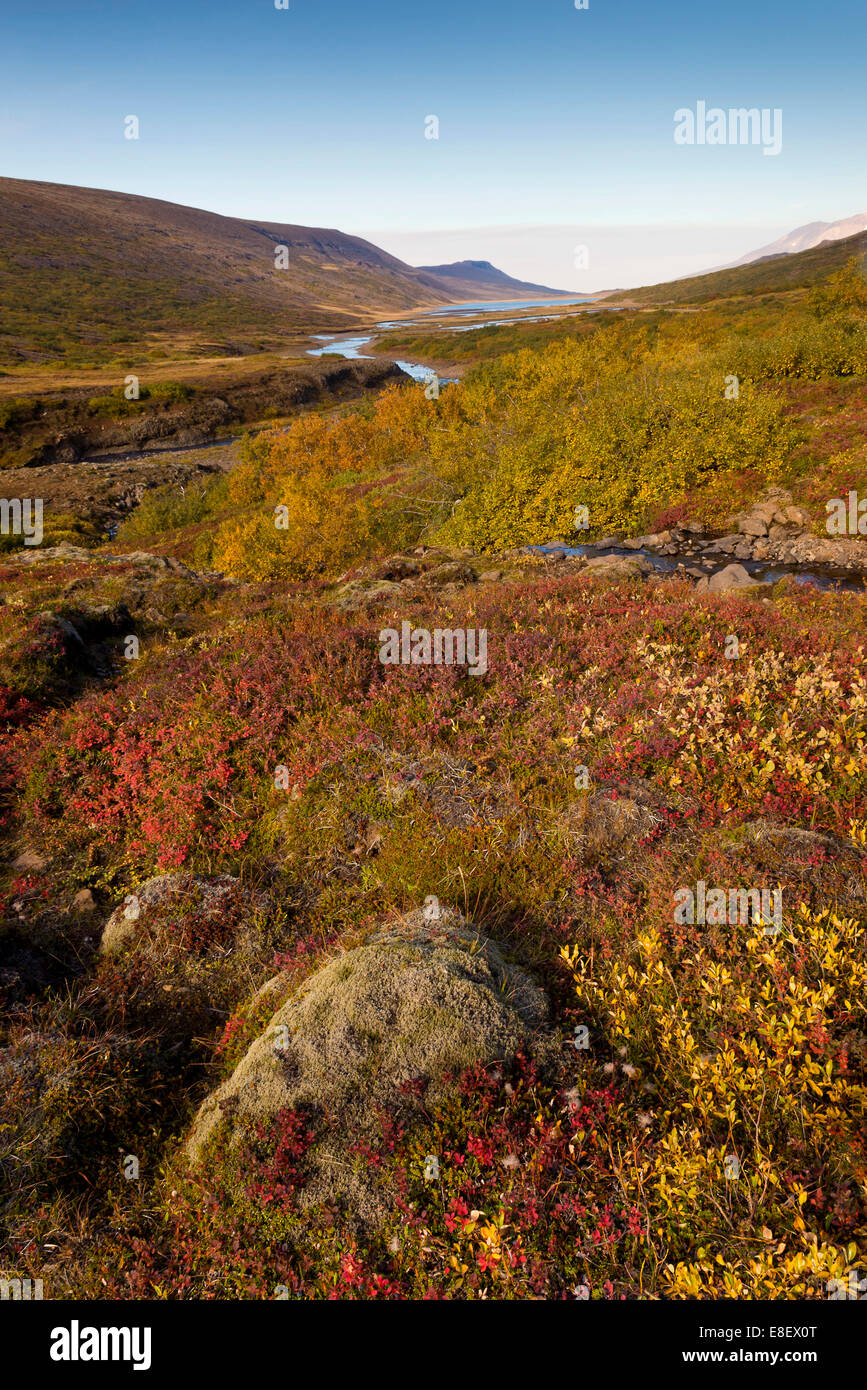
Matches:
[12,851,48,872]
[72,889,96,913]
[416,562,477,587]
[708,534,742,554]
[331,579,403,611]
[100,873,266,957]
[704,563,766,593]
[584,554,649,580]
[37,611,84,646]
[185,908,549,1230]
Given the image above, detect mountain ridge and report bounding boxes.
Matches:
[611,224,867,307]
[720,214,867,270]
[415,258,575,298]
[0,178,569,366]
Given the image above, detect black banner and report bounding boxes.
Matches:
[1,1296,861,1380]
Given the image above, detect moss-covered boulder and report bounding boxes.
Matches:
[186,906,548,1225]
[100,873,269,958]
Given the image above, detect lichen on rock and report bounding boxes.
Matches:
[185,905,549,1225]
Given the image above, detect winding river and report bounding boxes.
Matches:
[306,295,602,380]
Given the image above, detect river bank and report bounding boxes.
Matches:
[535,487,867,594]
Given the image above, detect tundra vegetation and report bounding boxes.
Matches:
[0,257,865,1300]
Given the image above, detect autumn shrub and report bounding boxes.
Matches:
[116,478,227,544]
[433,339,797,549]
[208,389,444,580]
[561,903,867,1297]
[734,317,867,383]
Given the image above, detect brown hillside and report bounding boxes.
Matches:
[0,178,494,365]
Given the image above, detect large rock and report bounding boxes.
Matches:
[726,820,865,860]
[583,553,650,580]
[695,563,766,594]
[330,579,404,611]
[706,534,742,555]
[738,515,769,537]
[185,906,549,1198]
[100,873,266,957]
[779,533,866,568]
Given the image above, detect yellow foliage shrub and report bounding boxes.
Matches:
[561,905,867,1297]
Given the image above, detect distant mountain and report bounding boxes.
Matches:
[0,179,560,366]
[718,214,867,271]
[415,259,574,299]
[612,225,867,308]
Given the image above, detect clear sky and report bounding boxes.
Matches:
[2,0,865,289]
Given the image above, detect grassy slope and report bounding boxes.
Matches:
[0,179,481,367]
[610,228,867,306]
[0,179,576,371]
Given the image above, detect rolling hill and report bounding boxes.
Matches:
[0,179,565,367]
[613,225,867,307]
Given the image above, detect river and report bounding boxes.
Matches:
[306,295,606,380]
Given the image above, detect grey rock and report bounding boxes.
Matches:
[705,563,766,593]
[708,534,742,554]
[584,553,650,579]
[738,515,769,537]
[100,872,261,957]
[185,908,549,1231]
[11,850,47,871]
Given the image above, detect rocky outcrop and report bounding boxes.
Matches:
[563,487,867,588]
[330,547,486,609]
[100,873,269,957]
[645,489,866,574]
[186,905,549,1226]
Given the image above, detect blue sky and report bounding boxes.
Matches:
[2,0,865,288]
